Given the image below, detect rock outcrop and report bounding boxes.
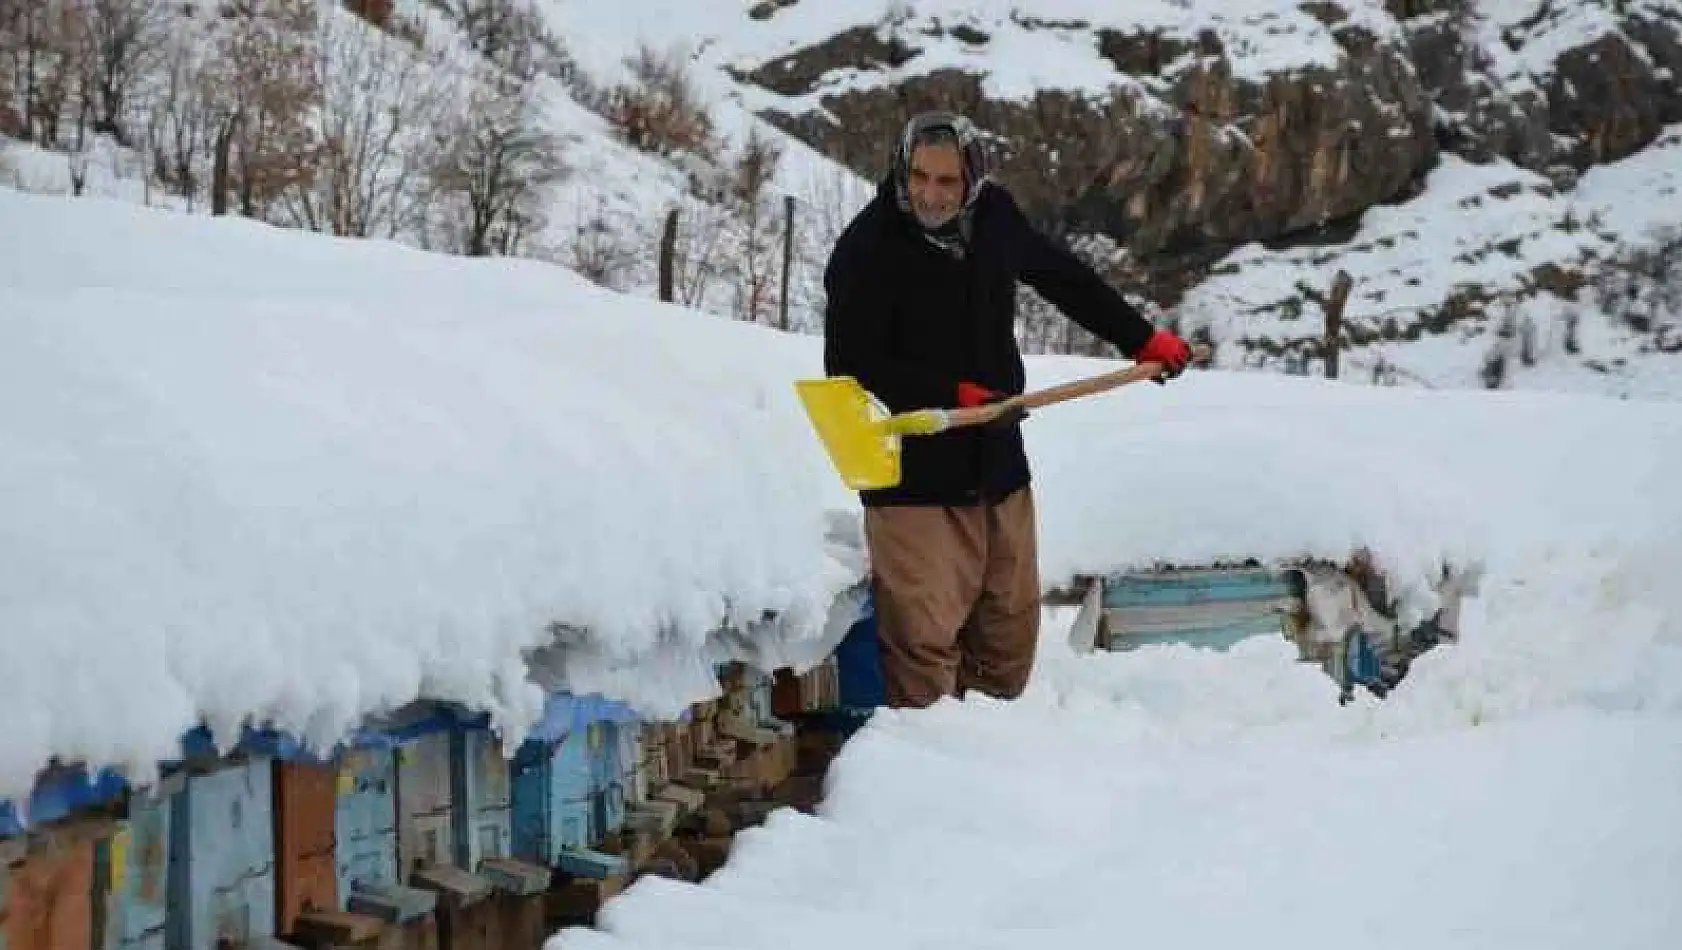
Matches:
[731,1,1682,307]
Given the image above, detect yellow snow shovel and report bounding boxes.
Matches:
[797,345,1208,490]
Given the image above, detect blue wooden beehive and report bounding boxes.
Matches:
[510,727,593,867]
[103,790,172,950]
[395,731,454,878]
[615,721,645,807]
[1101,567,1297,651]
[456,725,512,871]
[589,722,626,839]
[0,764,128,839]
[331,747,411,917]
[509,692,644,875]
[830,592,884,732]
[166,759,277,950]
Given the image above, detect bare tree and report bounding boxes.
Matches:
[282,8,447,238]
[788,164,871,332]
[564,192,639,290]
[602,43,715,160]
[0,1,22,135]
[425,0,566,81]
[428,77,568,256]
[203,0,321,218]
[144,28,211,207]
[0,0,46,141]
[670,197,731,309]
[81,0,167,144]
[729,127,783,325]
[12,0,92,149]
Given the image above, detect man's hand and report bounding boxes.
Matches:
[956,381,1028,427]
[1135,328,1193,382]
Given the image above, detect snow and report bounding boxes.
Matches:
[544,0,1401,110]
[555,607,1682,950]
[1178,131,1682,397]
[1182,156,1585,342]
[549,492,1682,949]
[0,136,185,210]
[5,185,1682,810]
[1574,124,1682,245]
[0,188,861,795]
[1480,0,1676,80]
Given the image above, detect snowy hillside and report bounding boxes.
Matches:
[533,0,1682,395]
[9,0,1680,398]
[1181,130,1682,397]
[4,186,1681,806]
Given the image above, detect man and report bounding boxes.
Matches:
[822,110,1192,709]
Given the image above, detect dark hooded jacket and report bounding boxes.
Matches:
[822,178,1158,507]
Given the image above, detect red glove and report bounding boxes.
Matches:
[956,381,1001,408]
[1135,328,1192,380]
[956,381,1027,427]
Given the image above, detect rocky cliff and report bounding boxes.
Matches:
[684,0,1678,391]
[733,2,1677,296]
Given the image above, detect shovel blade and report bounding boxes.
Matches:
[794,376,902,490]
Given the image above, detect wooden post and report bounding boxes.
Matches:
[1324,269,1353,379]
[779,194,796,331]
[658,207,678,303]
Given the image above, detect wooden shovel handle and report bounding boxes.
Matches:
[945,343,1210,430]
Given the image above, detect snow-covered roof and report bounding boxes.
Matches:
[3,187,1680,799]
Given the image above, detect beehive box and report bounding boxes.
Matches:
[1,823,101,950]
[510,729,593,868]
[587,724,626,840]
[1101,567,1298,652]
[334,746,438,949]
[103,791,171,950]
[273,762,339,938]
[457,727,512,872]
[660,723,692,788]
[639,725,670,792]
[614,723,645,808]
[459,727,549,950]
[333,749,401,903]
[396,733,455,879]
[170,759,277,950]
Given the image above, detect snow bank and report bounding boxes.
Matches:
[557,693,1682,950]
[0,189,859,795]
[551,470,1682,950]
[555,599,1682,950]
[4,186,1680,805]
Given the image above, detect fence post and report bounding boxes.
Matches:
[779,195,796,331]
[659,207,678,303]
[1324,269,1353,379]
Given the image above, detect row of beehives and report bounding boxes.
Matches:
[1058,557,1474,697]
[0,657,842,950]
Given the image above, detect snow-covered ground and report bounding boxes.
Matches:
[564,679,1682,949]
[4,185,1680,806]
[553,558,1682,949]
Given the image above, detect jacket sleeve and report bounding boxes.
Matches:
[822,234,960,412]
[1004,190,1156,358]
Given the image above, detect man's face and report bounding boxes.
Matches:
[907,141,966,229]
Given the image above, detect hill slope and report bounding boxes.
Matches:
[539,0,1682,394]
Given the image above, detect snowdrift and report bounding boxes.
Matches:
[3,188,1680,800]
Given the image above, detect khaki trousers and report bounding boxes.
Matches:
[863,486,1041,709]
